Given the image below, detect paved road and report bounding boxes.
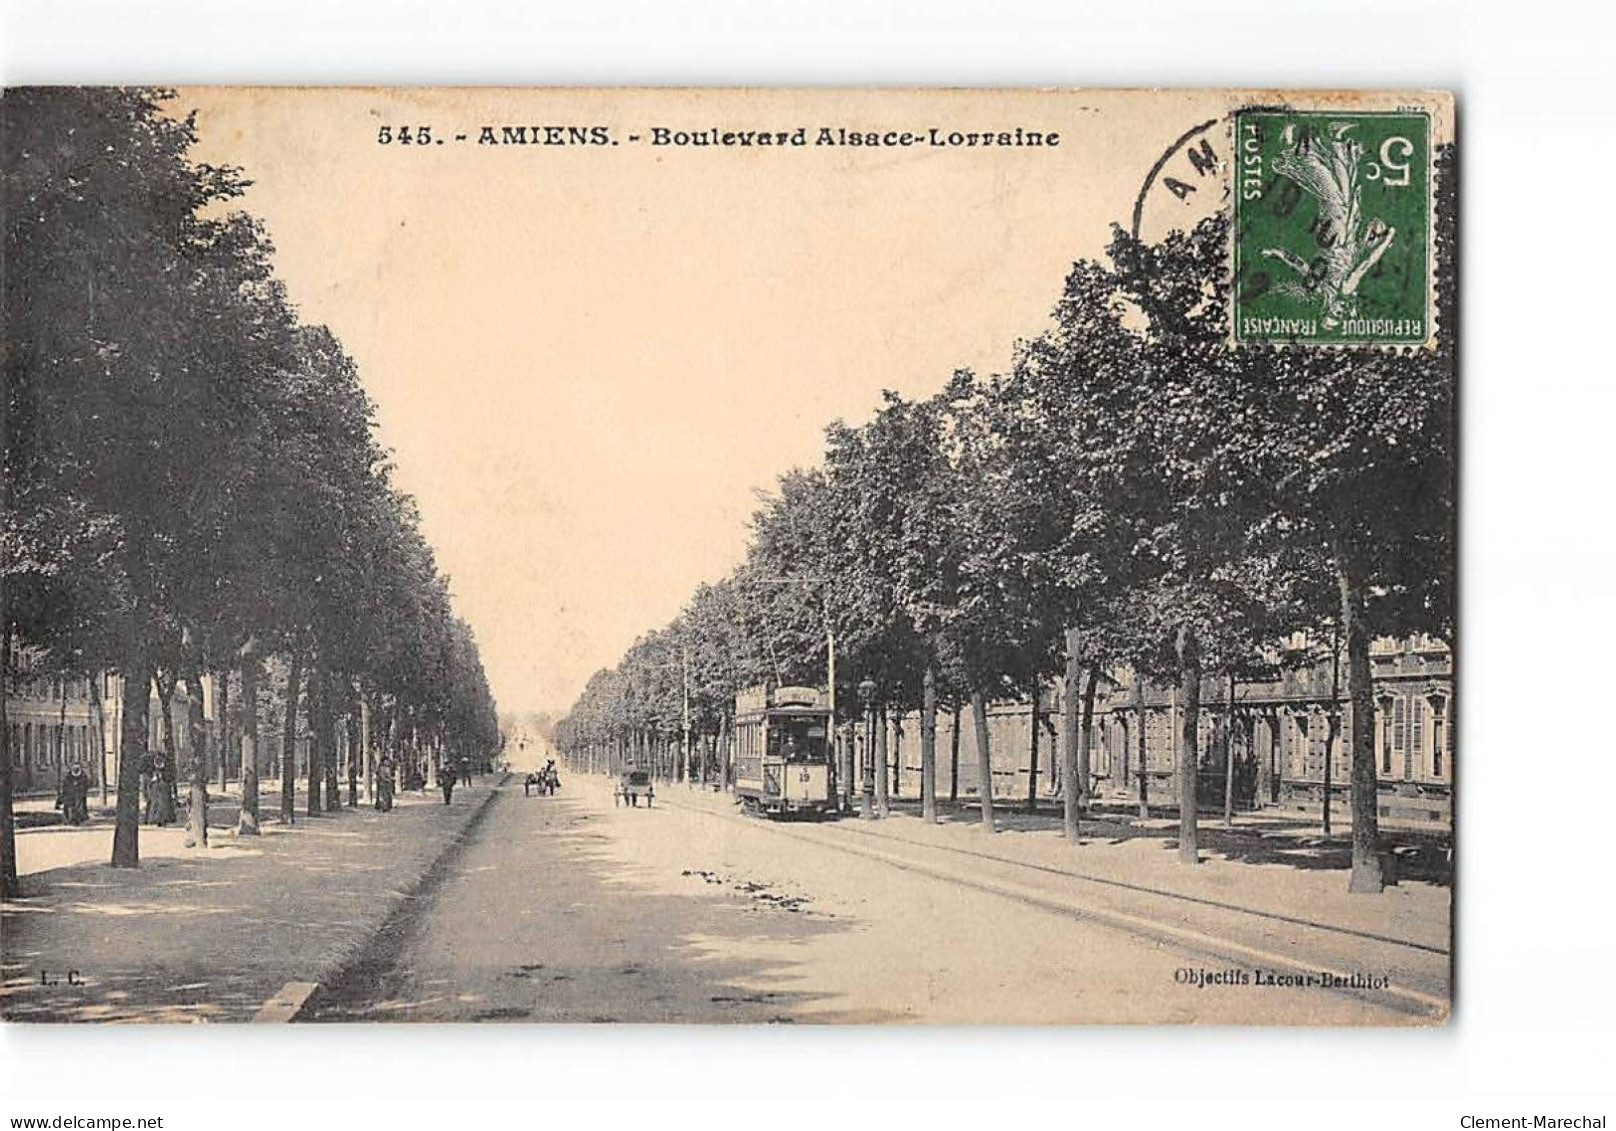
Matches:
[301,775,1436,1024]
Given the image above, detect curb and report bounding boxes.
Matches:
[256,772,509,1023]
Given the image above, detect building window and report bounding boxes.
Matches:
[1378,699,1394,774]
[1430,697,1446,778]
[1409,698,1425,779]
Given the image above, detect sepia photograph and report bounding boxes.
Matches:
[2,86,1456,1027]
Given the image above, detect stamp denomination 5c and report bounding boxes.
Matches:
[1233,108,1432,346]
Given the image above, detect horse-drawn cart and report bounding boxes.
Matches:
[615,769,654,807]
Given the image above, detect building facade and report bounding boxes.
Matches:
[4,648,199,796]
[884,635,1453,824]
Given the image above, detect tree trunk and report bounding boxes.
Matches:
[184,663,210,849]
[1254,713,1268,805]
[1268,711,1282,805]
[218,667,230,794]
[971,689,995,833]
[0,622,19,896]
[1323,620,1342,837]
[920,661,938,823]
[717,714,730,790]
[1175,625,1201,864]
[1223,671,1237,829]
[323,669,341,812]
[280,648,303,824]
[1334,539,1386,894]
[949,702,961,804]
[111,656,153,868]
[1027,686,1040,815]
[1118,712,1130,806]
[217,664,231,802]
[346,680,361,808]
[89,672,108,808]
[1079,665,1099,806]
[1046,713,1060,794]
[874,703,890,817]
[156,673,177,778]
[890,714,902,800]
[54,684,67,793]
[153,671,178,827]
[1061,626,1082,841]
[239,648,261,835]
[361,687,375,805]
[306,656,324,817]
[320,673,340,812]
[1134,678,1150,819]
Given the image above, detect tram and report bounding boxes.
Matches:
[733,684,838,818]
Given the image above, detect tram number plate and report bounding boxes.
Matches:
[799,769,812,782]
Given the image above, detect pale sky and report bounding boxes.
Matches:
[177,88,1446,716]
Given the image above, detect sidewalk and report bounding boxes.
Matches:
[11,778,333,829]
[1,776,502,1022]
[658,776,1452,955]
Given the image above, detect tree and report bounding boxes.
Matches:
[3,89,501,878]
[2,89,269,867]
[1088,146,1455,886]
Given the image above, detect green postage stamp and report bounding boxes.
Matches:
[1233,108,1432,346]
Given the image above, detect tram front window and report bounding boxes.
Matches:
[768,719,828,764]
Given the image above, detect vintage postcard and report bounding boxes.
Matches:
[1,87,1455,1025]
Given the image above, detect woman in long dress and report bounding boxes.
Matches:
[57,763,91,825]
[148,754,177,826]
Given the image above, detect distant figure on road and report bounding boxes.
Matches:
[438,760,457,805]
[57,762,91,825]
[459,757,475,786]
[375,755,395,812]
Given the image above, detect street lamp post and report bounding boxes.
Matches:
[858,677,877,820]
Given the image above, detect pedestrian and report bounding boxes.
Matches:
[57,762,91,825]
[148,753,176,826]
[438,760,456,805]
[459,757,474,788]
[375,755,395,812]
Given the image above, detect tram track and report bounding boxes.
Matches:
[657,790,1450,1021]
[824,813,1449,955]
